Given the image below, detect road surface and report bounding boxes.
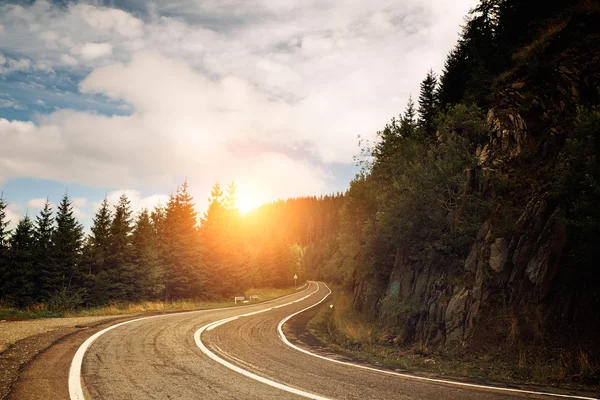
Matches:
[9,282,598,399]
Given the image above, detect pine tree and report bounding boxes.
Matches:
[400,95,417,138]
[90,198,112,275]
[52,194,84,294]
[107,194,134,300]
[163,182,203,299]
[418,69,439,138]
[34,199,56,301]
[131,209,163,300]
[201,183,230,295]
[0,194,11,300]
[82,198,113,305]
[6,215,36,306]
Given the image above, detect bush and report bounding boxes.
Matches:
[47,288,84,313]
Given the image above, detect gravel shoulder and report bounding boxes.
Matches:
[0,316,126,353]
[0,315,132,399]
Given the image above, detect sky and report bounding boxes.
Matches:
[0,0,476,228]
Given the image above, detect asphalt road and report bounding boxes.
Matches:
[65,281,596,400]
[9,282,593,399]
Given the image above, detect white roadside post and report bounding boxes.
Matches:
[294,274,298,289]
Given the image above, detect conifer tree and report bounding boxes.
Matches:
[201,183,230,295]
[163,182,203,299]
[131,209,163,300]
[107,194,134,299]
[6,215,36,306]
[34,199,56,301]
[400,95,417,138]
[53,194,84,294]
[0,195,10,300]
[82,198,113,305]
[89,198,111,275]
[418,69,439,138]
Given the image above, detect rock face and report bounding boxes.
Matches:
[356,11,600,354]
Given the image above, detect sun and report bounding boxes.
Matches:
[237,191,262,215]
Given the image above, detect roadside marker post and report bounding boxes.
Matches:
[294,274,298,289]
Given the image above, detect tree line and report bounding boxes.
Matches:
[0,182,342,310]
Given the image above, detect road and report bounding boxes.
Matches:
[8,282,597,399]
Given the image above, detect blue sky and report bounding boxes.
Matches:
[0,0,476,227]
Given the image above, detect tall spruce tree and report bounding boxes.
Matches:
[0,195,10,300]
[34,200,56,301]
[400,95,417,138]
[89,198,111,275]
[418,69,439,138]
[82,198,113,305]
[107,194,134,299]
[6,215,36,306]
[53,194,84,294]
[131,209,163,300]
[49,193,83,292]
[201,183,229,295]
[163,182,203,299]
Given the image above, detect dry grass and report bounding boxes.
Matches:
[512,18,569,66]
[307,286,600,390]
[1,285,305,320]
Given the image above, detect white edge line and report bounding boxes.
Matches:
[277,283,598,400]
[194,282,331,400]
[68,283,311,400]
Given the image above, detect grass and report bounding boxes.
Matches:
[307,286,600,391]
[0,284,307,320]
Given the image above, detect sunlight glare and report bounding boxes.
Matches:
[237,189,262,215]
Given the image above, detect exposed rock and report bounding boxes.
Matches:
[445,288,470,344]
[489,238,508,272]
[524,209,566,297]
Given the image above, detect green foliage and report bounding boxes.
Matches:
[418,70,440,137]
[34,200,55,301]
[163,182,204,299]
[4,216,36,306]
[52,194,84,293]
[0,194,11,300]
[553,107,600,271]
[46,287,83,312]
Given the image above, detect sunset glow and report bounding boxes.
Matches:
[237,190,263,215]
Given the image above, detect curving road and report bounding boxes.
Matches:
[61,281,596,400]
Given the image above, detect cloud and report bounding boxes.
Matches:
[94,190,170,216]
[27,197,50,209]
[0,98,26,110]
[78,42,113,60]
[0,0,477,204]
[72,197,88,208]
[60,54,78,66]
[72,4,144,38]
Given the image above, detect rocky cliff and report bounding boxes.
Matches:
[371,10,600,368]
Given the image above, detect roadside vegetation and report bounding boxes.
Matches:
[0,285,304,321]
[308,287,599,390]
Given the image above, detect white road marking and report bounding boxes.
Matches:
[194,282,332,400]
[68,284,311,400]
[277,283,598,400]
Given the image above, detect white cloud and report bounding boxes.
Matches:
[71,4,144,38]
[0,0,477,204]
[5,206,21,231]
[78,42,112,60]
[94,190,169,216]
[72,197,88,208]
[27,197,50,209]
[60,54,78,66]
[0,56,32,75]
[0,98,26,110]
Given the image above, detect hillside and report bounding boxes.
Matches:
[303,1,600,387]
